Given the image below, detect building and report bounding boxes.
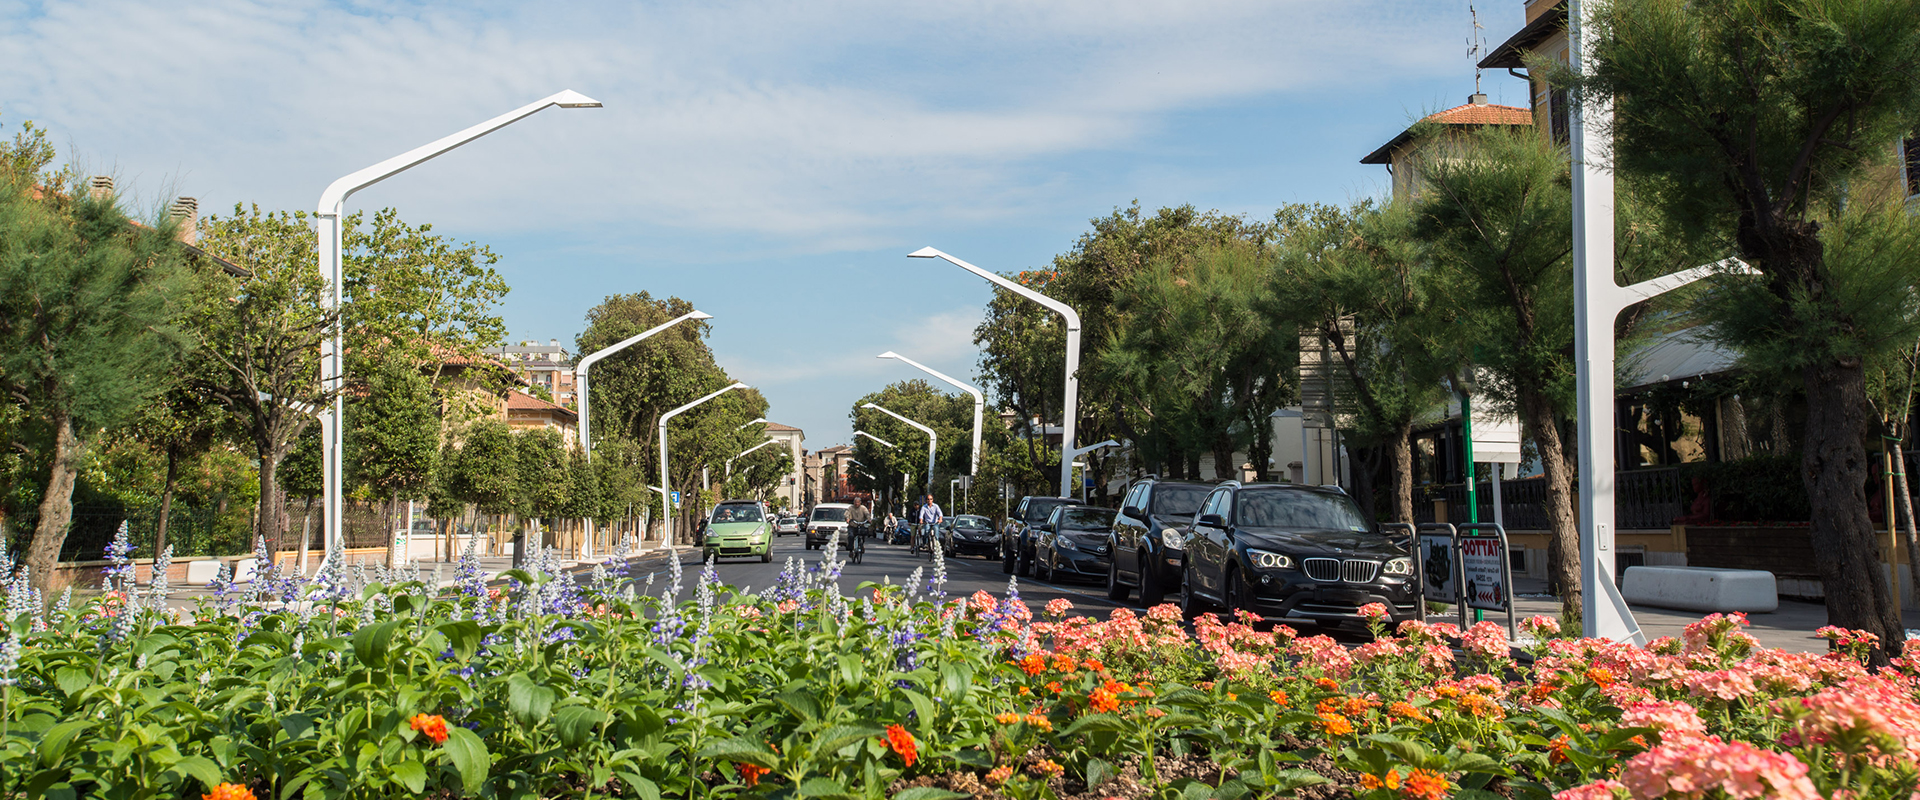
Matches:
[1359,96,1534,201]
[761,422,806,511]
[483,340,577,407]
[504,390,578,448]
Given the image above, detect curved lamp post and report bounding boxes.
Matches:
[854,430,896,449]
[577,310,712,459]
[862,402,936,498]
[878,351,982,476]
[316,90,601,571]
[910,247,1080,498]
[659,382,750,548]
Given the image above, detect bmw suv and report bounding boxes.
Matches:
[1107,477,1213,605]
[1178,482,1418,626]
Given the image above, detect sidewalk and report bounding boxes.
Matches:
[1485,576,1854,653]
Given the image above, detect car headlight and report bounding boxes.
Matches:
[1383,557,1413,576]
[1056,537,1079,551]
[1247,548,1295,570]
[1161,528,1184,551]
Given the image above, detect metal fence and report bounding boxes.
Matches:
[1414,465,1690,531]
[3,500,402,563]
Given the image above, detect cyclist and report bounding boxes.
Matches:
[915,493,943,553]
[848,497,872,540]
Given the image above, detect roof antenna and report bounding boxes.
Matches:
[1468,4,1487,101]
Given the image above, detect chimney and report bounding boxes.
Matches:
[549,338,559,348]
[88,176,114,201]
[1469,93,1489,106]
[167,197,199,245]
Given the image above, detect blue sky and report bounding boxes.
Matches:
[1,0,1531,449]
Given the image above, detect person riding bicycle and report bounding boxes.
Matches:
[916,494,943,551]
[848,498,872,539]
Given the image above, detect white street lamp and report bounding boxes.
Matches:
[910,247,1081,498]
[878,352,983,477]
[1568,1,1757,642]
[577,310,713,459]
[659,382,750,548]
[726,438,780,478]
[863,402,937,496]
[315,90,601,572]
[739,418,767,430]
[854,430,897,449]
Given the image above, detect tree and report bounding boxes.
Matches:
[453,419,520,526]
[343,208,509,381]
[127,375,231,555]
[1586,0,1920,661]
[515,426,571,548]
[1269,200,1454,523]
[850,381,972,502]
[348,357,440,565]
[0,159,192,593]
[191,205,335,552]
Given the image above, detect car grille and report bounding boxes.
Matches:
[1304,558,1380,583]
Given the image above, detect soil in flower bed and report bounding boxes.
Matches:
[889,744,1362,800]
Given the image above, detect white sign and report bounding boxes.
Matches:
[670,491,682,507]
[1418,534,1457,603]
[1460,535,1509,611]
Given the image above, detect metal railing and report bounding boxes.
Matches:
[1413,465,1692,531]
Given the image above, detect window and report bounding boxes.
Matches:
[1153,485,1209,518]
[1234,489,1372,532]
[1200,489,1231,521]
[1058,507,1117,531]
[712,504,763,523]
[1122,484,1147,515]
[1549,89,1570,146]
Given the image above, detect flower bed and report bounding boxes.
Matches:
[1,530,1916,799]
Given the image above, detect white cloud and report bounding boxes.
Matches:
[1,0,1480,247]
[724,305,984,387]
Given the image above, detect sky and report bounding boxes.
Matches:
[1,0,1533,450]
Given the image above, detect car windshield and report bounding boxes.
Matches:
[1058,508,1116,531]
[712,505,763,523]
[954,517,992,529]
[811,507,848,522]
[1023,498,1070,523]
[1235,490,1372,532]
[1154,486,1208,517]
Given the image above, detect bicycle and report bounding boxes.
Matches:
[842,522,867,565]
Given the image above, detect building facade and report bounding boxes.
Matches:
[483,340,577,407]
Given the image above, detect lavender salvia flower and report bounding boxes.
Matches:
[0,631,21,688]
[929,543,948,600]
[904,567,925,604]
[149,545,173,608]
[53,586,72,622]
[3,567,35,624]
[101,522,136,595]
[0,546,14,582]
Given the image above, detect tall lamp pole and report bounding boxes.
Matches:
[315,90,601,572]
[878,352,983,476]
[1570,0,1753,642]
[863,403,937,497]
[577,310,712,459]
[658,382,750,549]
[910,247,1081,498]
[855,431,900,512]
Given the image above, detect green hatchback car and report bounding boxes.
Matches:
[704,500,774,562]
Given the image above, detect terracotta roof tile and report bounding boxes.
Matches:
[763,422,802,432]
[506,390,575,418]
[1361,102,1535,164]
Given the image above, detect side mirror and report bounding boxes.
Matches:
[1035,523,1053,533]
[1196,513,1226,529]
[1121,506,1147,522]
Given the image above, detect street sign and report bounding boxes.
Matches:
[1460,536,1508,611]
[1418,533,1458,603]
[670,491,681,507]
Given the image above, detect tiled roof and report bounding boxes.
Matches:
[763,421,802,432]
[505,390,577,420]
[1360,102,1535,164]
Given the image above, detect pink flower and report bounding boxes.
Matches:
[1521,615,1561,637]
[1619,700,1707,744]
[1682,668,1758,702]
[1462,621,1511,662]
[1357,602,1389,621]
[1553,779,1624,800]
[1787,675,1920,760]
[1146,603,1182,623]
[1045,598,1074,618]
[1620,737,1817,800]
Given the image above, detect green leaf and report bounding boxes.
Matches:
[773,690,822,723]
[391,759,428,793]
[1362,734,1433,768]
[901,689,936,730]
[53,667,90,697]
[813,724,886,756]
[619,772,661,800]
[351,619,404,670]
[1267,770,1332,791]
[893,788,970,800]
[434,621,483,661]
[506,672,556,725]
[798,776,850,798]
[443,725,490,795]
[168,755,223,788]
[1086,758,1116,789]
[555,705,608,748]
[37,720,89,767]
[696,738,780,769]
[1062,713,1130,735]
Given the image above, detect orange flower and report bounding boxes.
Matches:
[1388,702,1431,724]
[1017,686,1031,696]
[1029,759,1065,777]
[1269,690,1290,707]
[1196,681,1215,691]
[1045,681,1063,694]
[1315,698,1343,716]
[995,712,1021,725]
[985,765,1014,785]
[1089,688,1120,714]
[1341,697,1378,717]
[1052,654,1077,672]
[1585,667,1616,687]
[203,784,257,800]
[1527,683,1558,703]
[735,763,771,787]
[1145,707,1166,718]
[1458,694,1504,720]
[1435,685,1461,699]
[1022,713,1054,732]
[1359,769,1401,790]
[1226,693,1238,702]
[1083,658,1105,672]
[883,724,918,767]
[409,714,449,745]
[1547,735,1572,765]
[1017,654,1047,676]
[1315,713,1353,736]
[1401,769,1448,800]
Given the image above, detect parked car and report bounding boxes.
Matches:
[1033,505,1117,583]
[1178,482,1418,626]
[940,515,998,557]
[703,499,773,562]
[806,503,852,549]
[1106,477,1214,605]
[1001,495,1074,576]
[772,515,804,536]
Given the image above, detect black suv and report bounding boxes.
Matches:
[1000,495,1073,576]
[1178,482,1418,626]
[941,514,998,557]
[1106,478,1212,605]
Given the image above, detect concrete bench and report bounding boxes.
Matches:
[184,560,225,586]
[1623,566,1778,613]
[230,557,258,584]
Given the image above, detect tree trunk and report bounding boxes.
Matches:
[385,492,400,569]
[255,442,287,556]
[1802,359,1904,665]
[1391,421,1416,524]
[156,443,179,556]
[1212,431,1237,485]
[25,411,83,596]
[1517,387,1581,622]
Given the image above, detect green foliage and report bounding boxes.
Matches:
[349,359,441,503]
[514,427,571,521]
[279,428,324,501]
[452,419,519,516]
[849,381,971,501]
